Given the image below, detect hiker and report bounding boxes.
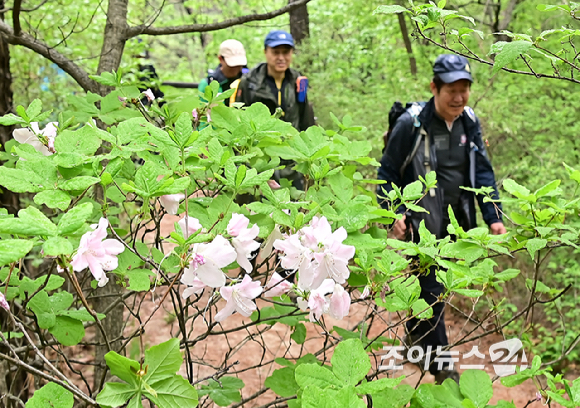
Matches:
[377,54,507,384]
[198,39,248,107]
[235,30,315,191]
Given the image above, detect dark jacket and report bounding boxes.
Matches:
[377,98,502,238]
[198,65,245,106]
[235,63,314,131]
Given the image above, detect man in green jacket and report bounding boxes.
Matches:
[235,30,315,190]
[198,39,248,106]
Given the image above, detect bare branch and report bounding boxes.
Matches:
[0,20,98,93]
[125,0,311,38]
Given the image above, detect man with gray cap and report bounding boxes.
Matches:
[377,54,506,383]
[199,39,248,106]
[235,30,315,191]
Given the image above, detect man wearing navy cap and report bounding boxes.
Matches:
[235,30,315,190]
[377,54,506,383]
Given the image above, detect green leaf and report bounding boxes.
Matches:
[59,308,104,322]
[0,113,26,126]
[355,377,404,394]
[198,377,244,407]
[491,41,533,74]
[328,172,353,203]
[96,382,137,407]
[89,71,120,87]
[54,126,102,156]
[25,382,74,408]
[147,376,198,408]
[34,190,71,211]
[0,239,34,266]
[454,289,484,297]
[373,5,409,14]
[49,316,85,346]
[371,384,415,408]
[25,99,43,119]
[459,370,493,407]
[291,322,307,344]
[104,351,140,387]
[295,364,343,389]
[0,167,46,193]
[440,241,484,263]
[143,338,182,382]
[58,176,100,191]
[57,202,94,235]
[43,236,73,256]
[265,367,300,397]
[534,180,561,197]
[525,238,547,260]
[174,112,194,148]
[126,269,155,291]
[331,339,371,386]
[411,298,433,319]
[0,206,57,236]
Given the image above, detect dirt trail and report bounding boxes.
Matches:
[129,291,566,408]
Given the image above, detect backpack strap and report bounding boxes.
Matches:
[398,102,425,177]
[229,79,241,106]
[421,128,435,197]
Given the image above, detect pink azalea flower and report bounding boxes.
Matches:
[274,235,312,276]
[264,272,293,297]
[267,180,281,189]
[178,216,202,239]
[159,194,185,215]
[181,235,237,288]
[215,275,263,322]
[182,276,207,299]
[305,279,334,322]
[232,224,260,274]
[0,292,9,311]
[312,232,355,285]
[13,122,58,156]
[300,216,333,250]
[71,218,125,287]
[359,286,370,299]
[329,284,351,320]
[192,109,199,121]
[261,225,283,259]
[143,88,155,102]
[206,109,211,122]
[227,213,250,237]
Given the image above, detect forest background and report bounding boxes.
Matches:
[1,0,580,407]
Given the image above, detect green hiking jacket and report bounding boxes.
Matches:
[235,63,314,131]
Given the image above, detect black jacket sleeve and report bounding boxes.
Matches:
[377,113,416,210]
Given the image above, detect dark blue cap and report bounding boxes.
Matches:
[433,54,473,83]
[264,30,295,48]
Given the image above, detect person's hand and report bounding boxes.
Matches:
[393,216,407,240]
[490,222,506,235]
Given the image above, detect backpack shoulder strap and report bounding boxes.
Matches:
[398,103,425,177]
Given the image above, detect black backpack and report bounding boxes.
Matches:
[383,101,416,152]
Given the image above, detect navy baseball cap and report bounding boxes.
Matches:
[264,30,295,48]
[433,54,473,83]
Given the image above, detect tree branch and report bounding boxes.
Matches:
[125,0,311,38]
[0,20,98,93]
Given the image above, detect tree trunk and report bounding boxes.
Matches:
[96,0,129,91]
[288,0,309,45]
[93,0,129,391]
[0,0,19,215]
[397,13,417,76]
